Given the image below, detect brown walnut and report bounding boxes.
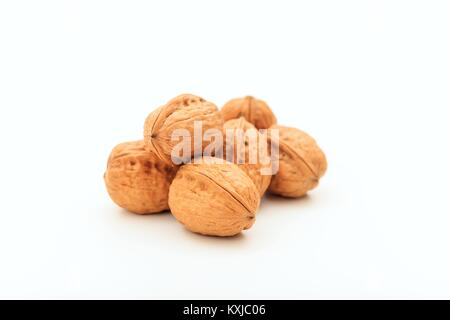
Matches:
[223,118,272,196]
[221,96,277,129]
[104,140,178,214]
[168,157,260,237]
[144,94,223,164]
[268,125,327,198]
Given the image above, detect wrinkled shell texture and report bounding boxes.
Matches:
[104,140,178,214]
[269,125,327,198]
[223,118,272,196]
[168,158,260,236]
[221,96,277,129]
[144,94,223,163]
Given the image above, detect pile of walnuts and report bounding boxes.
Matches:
[104,94,327,237]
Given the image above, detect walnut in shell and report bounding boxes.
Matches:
[144,94,223,164]
[104,140,178,214]
[168,157,260,237]
[223,117,272,196]
[221,96,277,129]
[268,125,327,198]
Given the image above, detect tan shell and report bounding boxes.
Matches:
[223,118,272,196]
[104,140,178,214]
[144,94,223,164]
[168,157,260,237]
[221,96,277,129]
[268,125,327,198]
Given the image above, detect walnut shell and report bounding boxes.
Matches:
[221,96,277,129]
[104,140,178,214]
[168,157,260,237]
[144,94,223,164]
[223,118,272,196]
[268,125,327,198]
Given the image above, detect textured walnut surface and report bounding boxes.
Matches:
[223,118,272,196]
[104,140,178,214]
[144,94,223,164]
[268,125,327,198]
[221,96,277,129]
[168,157,260,237]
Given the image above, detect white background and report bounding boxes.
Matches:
[0,0,449,299]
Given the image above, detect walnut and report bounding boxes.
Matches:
[144,94,223,164]
[220,96,277,129]
[268,125,327,197]
[168,157,260,236]
[223,117,272,196]
[104,140,178,214]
